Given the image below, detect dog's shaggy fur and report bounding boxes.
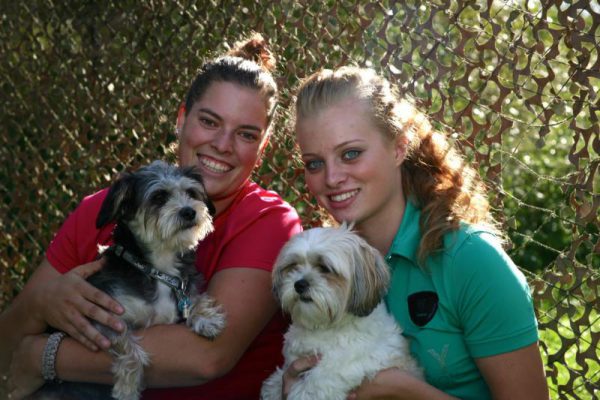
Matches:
[260,224,422,400]
[33,161,225,400]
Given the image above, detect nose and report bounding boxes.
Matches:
[212,128,234,153]
[325,164,346,188]
[294,279,310,294]
[179,206,196,221]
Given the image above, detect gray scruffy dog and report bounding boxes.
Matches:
[33,160,226,400]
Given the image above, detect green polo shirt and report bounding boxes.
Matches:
[385,201,538,400]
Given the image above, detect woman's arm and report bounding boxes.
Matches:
[8,266,278,395]
[346,343,549,400]
[0,258,124,373]
[348,368,458,400]
[140,267,279,386]
[280,356,458,400]
[475,342,549,400]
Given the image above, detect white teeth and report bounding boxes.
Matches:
[200,157,231,173]
[330,190,358,202]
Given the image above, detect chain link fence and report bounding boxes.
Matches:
[1,1,598,398]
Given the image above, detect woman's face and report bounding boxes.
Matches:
[296,98,405,229]
[178,81,268,208]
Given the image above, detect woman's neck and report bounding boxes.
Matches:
[211,180,249,216]
[356,194,406,257]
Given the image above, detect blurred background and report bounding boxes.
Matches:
[0,1,598,398]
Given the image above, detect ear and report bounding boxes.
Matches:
[96,172,136,228]
[347,239,390,317]
[394,134,409,167]
[176,103,186,137]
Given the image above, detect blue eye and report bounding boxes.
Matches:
[304,159,324,172]
[342,149,361,161]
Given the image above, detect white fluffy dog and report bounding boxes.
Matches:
[260,224,422,400]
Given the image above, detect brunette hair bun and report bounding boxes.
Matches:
[227,32,276,72]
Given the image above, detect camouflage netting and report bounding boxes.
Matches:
[0,1,598,398]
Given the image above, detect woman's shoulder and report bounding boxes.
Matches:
[241,181,294,206]
[439,224,522,283]
[76,187,110,215]
[439,224,529,294]
[443,224,506,260]
[229,181,300,220]
[212,181,302,245]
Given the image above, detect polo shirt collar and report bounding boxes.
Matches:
[386,199,421,264]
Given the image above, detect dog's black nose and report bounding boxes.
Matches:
[179,207,196,221]
[294,279,310,294]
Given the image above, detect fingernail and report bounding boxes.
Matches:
[114,321,124,331]
[101,338,111,348]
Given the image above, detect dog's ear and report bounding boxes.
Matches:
[347,239,390,317]
[96,172,136,228]
[206,199,216,217]
[271,258,285,304]
[182,165,215,216]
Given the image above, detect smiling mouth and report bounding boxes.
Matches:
[199,156,232,173]
[329,189,359,202]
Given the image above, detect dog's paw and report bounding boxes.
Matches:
[110,335,148,400]
[112,381,142,400]
[187,294,226,339]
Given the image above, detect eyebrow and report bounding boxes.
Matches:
[197,108,263,133]
[301,139,365,158]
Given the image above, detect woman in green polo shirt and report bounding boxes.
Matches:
[282,66,549,400]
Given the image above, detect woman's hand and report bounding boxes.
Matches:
[36,260,125,351]
[7,335,46,400]
[281,354,320,399]
[348,368,457,400]
[347,368,406,400]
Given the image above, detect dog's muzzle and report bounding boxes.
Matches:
[179,206,196,221]
[294,279,313,302]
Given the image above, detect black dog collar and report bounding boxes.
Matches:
[112,244,192,319]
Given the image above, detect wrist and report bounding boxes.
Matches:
[41,332,67,382]
[29,287,50,331]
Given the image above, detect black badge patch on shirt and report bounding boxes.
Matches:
[408,291,439,327]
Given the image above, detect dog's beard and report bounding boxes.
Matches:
[279,273,350,329]
[130,202,213,253]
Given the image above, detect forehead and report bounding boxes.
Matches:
[190,81,268,130]
[295,99,380,151]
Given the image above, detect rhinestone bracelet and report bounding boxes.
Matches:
[41,332,67,382]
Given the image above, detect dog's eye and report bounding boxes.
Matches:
[186,188,199,200]
[282,263,297,271]
[150,190,168,206]
[317,263,331,274]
